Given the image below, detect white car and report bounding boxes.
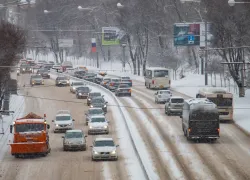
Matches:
[154,90,172,104]
[88,115,109,135]
[165,96,184,115]
[52,110,75,132]
[70,81,86,93]
[91,137,119,161]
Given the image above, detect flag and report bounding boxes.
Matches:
[91,38,96,52]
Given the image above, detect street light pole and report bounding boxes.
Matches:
[122,44,126,72]
[204,16,208,85]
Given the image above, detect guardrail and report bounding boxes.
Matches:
[51,71,150,180]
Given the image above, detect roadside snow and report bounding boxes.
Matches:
[123,98,186,180]
[0,95,25,160]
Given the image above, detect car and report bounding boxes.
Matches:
[87,92,102,106]
[88,115,109,135]
[85,108,105,125]
[100,78,111,88]
[165,96,184,116]
[20,64,32,73]
[70,81,86,93]
[83,73,97,82]
[55,76,70,86]
[52,110,75,133]
[91,137,119,161]
[75,86,91,99]
[89,97,108,113]
[115,83,132,97]
[94,75,103,84]
[74,70,86,79]
[120,76,132,86]
[62,130,87,151]
[120,80,132,87]
[43,63,53,70]
[154,90,172,104]
[106,78,121,91]
[37,69,50,79]
[48,61,55,65]
[30,75,44,86]
[52,65,61,71]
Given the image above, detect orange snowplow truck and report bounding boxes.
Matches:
[9,112,51,158]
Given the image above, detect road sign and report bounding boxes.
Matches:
[58,39,73,48]
[188,35,194,44]
[102,27,121,46]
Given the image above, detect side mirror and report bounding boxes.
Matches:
[10,125,13,133]
[47,124,50,129]
[61,136,64,138]
[52,120,54,122]
[116,145,119,147]
[73,119,75,121]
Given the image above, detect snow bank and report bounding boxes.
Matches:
[0,95,25,160]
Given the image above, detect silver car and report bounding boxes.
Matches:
[88,115,109,135]
[85,108,105,125]
[62,130,87,151]
[30,75,44,86]
[165,96,184,115]
[91,137,119,161]
[155,90,172,104]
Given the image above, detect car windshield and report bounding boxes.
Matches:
[86,73,96,77]
[122,77,130,80]
[160,91,170,94]
[15,123,45,132]
[91,117,106,123]
[89,109,103,115]
[94,140,115,147]
[76,87,89,91]
[57,77,67,80]
[91,98,104,104]
[104,79,111,82]
[32,75,42,79]
[73,82,84,86]
[119,84,129,88]
[112,79,120,82]
[90,93,101,97]
[171,98,184,103]
[38,70,48,73]
[56,116,71,121]
[207,97,233,107]
[154,70,169,77]
[65,132,83,138]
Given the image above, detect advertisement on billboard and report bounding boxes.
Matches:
[174,23,200,46]
[174,22,213,47]
[102,27,120,46]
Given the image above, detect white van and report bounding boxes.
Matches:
[144,67,171,89]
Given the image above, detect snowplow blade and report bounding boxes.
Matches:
[9,142,49,155]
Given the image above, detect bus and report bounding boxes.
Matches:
[196,88,233,121]
[144,67,171,89]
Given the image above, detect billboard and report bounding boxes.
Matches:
[174,23,200,46]
[174,22,212,47]
[59,39,74,48]
[102,27,120,46]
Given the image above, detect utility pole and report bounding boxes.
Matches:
[204,15,208,85]
[96,51,99,68]
[122,44,126,72]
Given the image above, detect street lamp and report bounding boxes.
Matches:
[117,3,124,8]
[228,0,250,6]
[44,10,50,14]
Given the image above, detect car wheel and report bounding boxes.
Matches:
[165,107,168,114]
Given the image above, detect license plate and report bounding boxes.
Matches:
[160,85,164,88]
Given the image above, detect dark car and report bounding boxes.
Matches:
[115,83,132,97]
[55,76,70,86]
[43,63,53,70]
[75,86,91,99]
[87,92,102,106]
[100,78,111,88]
[37,69,50,79]
[83,73,96,82]
[89,97,108,113]
[74,70,86,79]
[120,77,132,86]
[94,76,103,84]
[20,64,32,73]
[85,108,105,125]
[107,78,121,91]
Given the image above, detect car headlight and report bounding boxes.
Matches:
[104,125,108,129]
[68,123,72,126]
[104,105,107,108]
[94,151,99,155]
[90,105,93,108]
[79,93,82,95]
[22,68,25,70]
[88,98,91,101]
[111,150,116,154]
[89,126,93,129]
[56,124,59,127]
[30,68,32,70]
[73,87,76,90]
[67,80,69,83]
[65,141,70,145]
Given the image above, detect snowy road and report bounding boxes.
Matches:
[117,79,250,180]
[0,74,132,180]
